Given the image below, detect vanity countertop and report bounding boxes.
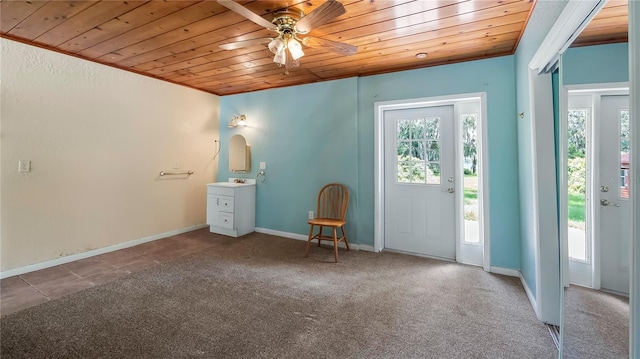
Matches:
[207,180,255,187]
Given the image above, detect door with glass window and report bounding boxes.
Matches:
[383,105,455,259]
[599,95,631,294]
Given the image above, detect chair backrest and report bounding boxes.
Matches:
[316,183,349,220]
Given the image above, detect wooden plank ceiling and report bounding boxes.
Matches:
[0,0,629,96]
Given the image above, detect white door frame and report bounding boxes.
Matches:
[527,68,562,326]
[629,2,639,356]
[374,92,490,271]
[560,84,630,291]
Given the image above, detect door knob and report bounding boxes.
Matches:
[600,199,620,207]
[447,187,455,193]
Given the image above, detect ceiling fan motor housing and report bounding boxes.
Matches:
[272,10,307,35]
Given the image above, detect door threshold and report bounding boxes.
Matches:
[383,248,455,263]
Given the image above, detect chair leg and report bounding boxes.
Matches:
[318,225,324,247]
[333,227,339,263]
[305,224,314,258]
[341,226,350,251]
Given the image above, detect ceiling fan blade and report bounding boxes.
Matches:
[219,38,272,50]
[302,36,357,56]
[295,0,346,34]
[217,0,277,31]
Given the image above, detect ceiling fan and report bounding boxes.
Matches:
[217,0,357,72]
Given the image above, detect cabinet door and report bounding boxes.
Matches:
[207,195,220,226]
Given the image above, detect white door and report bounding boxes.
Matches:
[383,105,455,260]
[599,95,631,295]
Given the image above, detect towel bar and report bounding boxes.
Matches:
[159,171,194,176]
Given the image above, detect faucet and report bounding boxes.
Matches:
[234,178,245,183]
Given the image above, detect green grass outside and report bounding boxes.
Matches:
[463,169,585,224]
[464,189,585,223]
[464,189,477,204]
[568,192,586,222]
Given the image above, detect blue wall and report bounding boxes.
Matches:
[563,43,629,85]
[219,78,359,239]
[219,56,521,269]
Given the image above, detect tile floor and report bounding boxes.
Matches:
[1,228,217,316]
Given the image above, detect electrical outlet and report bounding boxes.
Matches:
[18,160,31,172]
[308,211,314,220]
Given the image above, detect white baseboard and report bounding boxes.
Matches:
[255,227,366,250]
[255,227,308,241]
[358,244,375,252]
[0,224,208,279]
[490,266,521,277]
[519,272,539,318]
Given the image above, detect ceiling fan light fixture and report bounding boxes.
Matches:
[273,47,287,65]
[288,38,305,60]
[268,38,284,54]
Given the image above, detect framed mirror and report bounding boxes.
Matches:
[229,134,251,172]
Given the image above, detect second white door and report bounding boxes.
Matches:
[599,95,631,294]
[384,105,455,260]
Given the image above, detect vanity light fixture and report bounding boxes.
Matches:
[228,115,248,128]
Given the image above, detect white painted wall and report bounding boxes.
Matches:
[0,39,220,271]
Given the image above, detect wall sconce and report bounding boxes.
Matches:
[228,114,247,128]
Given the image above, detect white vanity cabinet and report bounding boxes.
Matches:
[207,182,256,237]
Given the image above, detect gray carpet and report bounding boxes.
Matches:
[562,285,629,359]
[1,232,557,358]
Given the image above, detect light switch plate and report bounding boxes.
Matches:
[260,162,266,170]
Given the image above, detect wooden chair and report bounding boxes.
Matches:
[305,183,350,263]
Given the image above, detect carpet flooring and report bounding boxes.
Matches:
[562,285,629,359]
[1,232,557,358]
